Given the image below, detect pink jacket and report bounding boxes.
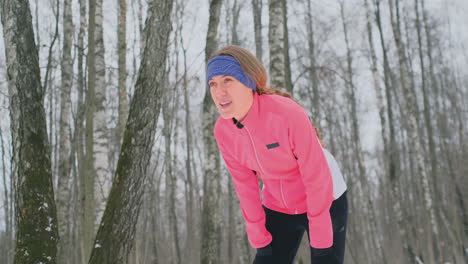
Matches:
[214,93,334,249]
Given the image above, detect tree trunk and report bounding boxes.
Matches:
[93,0,110,233]
[180,20,196,263]
[162,59,181,264]
[228,2,243,262]
[268,0,293,93]
[339,1,371,261]
[87,0,173,262]
[375,0,414,261]
[77,0,88,262]
[57,0,74,262]
[201,1,223,264]
[230,0,241,46]
[251,0,263,61]
[363,0,386,261]
[117,0,129,147]
[415,0,442,257]
[388,0,439,262]
[84,0,97,260]
[305,0,320,121]
[0,123,12,264]
[1,0,59,263]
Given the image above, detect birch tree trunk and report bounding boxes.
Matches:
[339,2,371,262]
[201,0,223,263]
[414,0,441,250]
[0,123,12,264]
[388,1,439,262]
[88,0,173,262]
[93,0,110,232]
[76,0,87,262]
[57,0,74,262]
[363,0,386,261]
[375,0,414,261]
[1,0,59,263]
[268,0,292,93]
[422,0,468,250]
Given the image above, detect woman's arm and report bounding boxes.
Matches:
[215,135,272,248]
[288,107,334,249]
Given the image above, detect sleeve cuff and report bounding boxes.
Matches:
[308,211,333,248]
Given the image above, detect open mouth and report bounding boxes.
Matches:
[219,101,232,109]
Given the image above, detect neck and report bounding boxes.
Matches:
[235,93,254,122]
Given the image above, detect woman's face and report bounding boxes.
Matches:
[209,75,254,120]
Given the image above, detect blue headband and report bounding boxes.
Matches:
[207,55,256,91]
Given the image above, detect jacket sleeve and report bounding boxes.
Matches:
[288,107,334,248]
[214,133,272,248]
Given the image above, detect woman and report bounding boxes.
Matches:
[208,45,348,264]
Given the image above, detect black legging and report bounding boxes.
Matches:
[253,191,348,264]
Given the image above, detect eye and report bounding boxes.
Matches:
[224,78,233,83]
[209,82,216,87]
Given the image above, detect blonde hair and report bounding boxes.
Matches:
[209,45,293,99]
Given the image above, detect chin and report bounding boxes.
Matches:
[220,113,233,119]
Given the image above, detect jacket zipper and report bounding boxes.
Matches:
[244,125,290,210]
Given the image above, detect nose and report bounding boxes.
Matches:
[213,83,228,98]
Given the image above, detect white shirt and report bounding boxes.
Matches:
[322,148,347,199]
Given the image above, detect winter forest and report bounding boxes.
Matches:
[0,0,467,263]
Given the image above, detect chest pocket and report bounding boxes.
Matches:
[266,142,280,149]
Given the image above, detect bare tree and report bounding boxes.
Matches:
[76,0,88,262]
[200,0,223,263]
[251,0,263,61]
[305,0,321,121]
[87,0,174,262]
[117,0,129,145]
[389,0,439,262]
[363,0,386,261]
[162,25,181,263]
[0,122,12,264]
[268,0,292,93]
[1,0,59,263]
[57,0,74,262]
[83,0,97,259]
[93,0,110,234]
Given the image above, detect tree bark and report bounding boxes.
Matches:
[363,0,387,261]
[57,0,74,262]
[179,16,196,262]
[201,0,223,263]
[162,44,181,264]
[87,0,173,262]
[93,0,110,234]
[268,0,293,93]
[76,0,87,262]
[1,0,59,263]
[305,0,320,121]
[117,0,128,146]
[375,0,414,261]
[0,123,12,264]
[84,0,97,260]
[388,0,439,261]
[251,0,263,61]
